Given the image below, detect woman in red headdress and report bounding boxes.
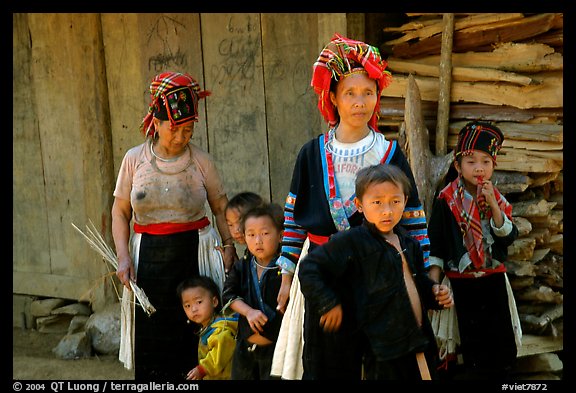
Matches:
[271,34,430,380]
[112,72,237,380]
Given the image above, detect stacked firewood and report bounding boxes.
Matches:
[376,13,563,378]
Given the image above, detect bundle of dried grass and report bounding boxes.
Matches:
[71,220,156,316]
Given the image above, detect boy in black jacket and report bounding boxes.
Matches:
[299,164,453,380]
[222,203,284,379]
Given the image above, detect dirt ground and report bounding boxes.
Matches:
[12,327,134,380]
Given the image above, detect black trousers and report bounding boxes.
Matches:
[134,231,200,381]
[450,272,518,378]
[230,338,280,380]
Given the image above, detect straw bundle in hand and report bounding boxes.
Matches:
[71,220,156,316]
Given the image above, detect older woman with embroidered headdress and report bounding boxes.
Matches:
[271,34,430,380]
[112,71,237,380]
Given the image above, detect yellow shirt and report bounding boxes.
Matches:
[197,315,238,380]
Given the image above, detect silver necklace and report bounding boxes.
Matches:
[252,257,279,270]
[149,141,193,176]
[150,140,188,162]
[325,129,377,158]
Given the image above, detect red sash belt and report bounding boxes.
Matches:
[308,233,330,246]
[134,216,210,235]
[445,263,506,279]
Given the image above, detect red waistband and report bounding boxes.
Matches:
[445,263,506,279]
[133,216,210,235]
[308,233,330,245]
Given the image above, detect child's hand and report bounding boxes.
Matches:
[479,178,497,207]
[186,366,204,380]
[433,284,454,309]
[246,308,268,334]
[319,304,342,333]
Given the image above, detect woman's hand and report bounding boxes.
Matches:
[222,246,237,273]
[116,255,134,290]
[276,273,293,314]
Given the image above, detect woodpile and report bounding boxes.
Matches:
[377,13,563,379]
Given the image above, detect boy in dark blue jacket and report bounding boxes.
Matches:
[222,203,284,379]
[299,164,453,380]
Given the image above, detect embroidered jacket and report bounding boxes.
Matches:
[277,132,429,274]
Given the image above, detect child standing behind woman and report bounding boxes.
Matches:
[298,164,453,380]
[177,275,238,380]
[428,121,522,379]
[222,203,284,379]
[225,191,265,253]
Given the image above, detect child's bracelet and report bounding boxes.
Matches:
[222,244,234,248]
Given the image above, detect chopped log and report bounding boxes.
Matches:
[403,42,563,72]
[515,285,563,304]
[527,228,551,246]
[379,98,563,123]
[512,199,557,217]
[449,121,563,143]
[528,211,563,233]
[391,14,558,58]
[492,171,532,194]
[547,234,562,255]
[508,237,536,261]
[500,149,563,166]
[548,193,563,210]
[505,260,536,277]
[497,153,561,173]
[502,142,563,153]
[383,17,441,33]
[535,255,563,289]
[531,248,550,263]
[382,73,563,109]
[513,216,533,237]
[530,172,560,188]
[516,334,563,358]
[387,59,535,85]
[509,276,535,291]
[384,13,524,46]
[552,172,563,193]
[520,304,563,335]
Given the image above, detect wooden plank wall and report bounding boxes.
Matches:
[12,13,346,310]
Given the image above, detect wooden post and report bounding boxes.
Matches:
[404,74,454,219]
[436,13,454,156]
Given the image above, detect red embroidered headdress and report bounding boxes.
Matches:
[311,33,392,130]
[140,72,211,137]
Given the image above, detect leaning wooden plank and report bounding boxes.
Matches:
[392,14,557,58]
[382,73,562,109]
